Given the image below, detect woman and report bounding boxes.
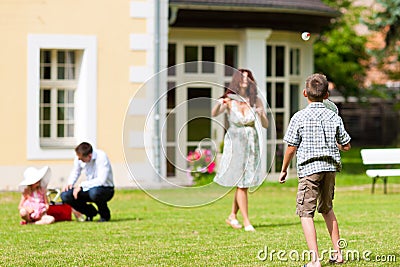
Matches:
[212,69,268,231]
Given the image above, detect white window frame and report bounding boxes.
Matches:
[40,50,79,148]
[266,42,301,173]
[27,34,97,159]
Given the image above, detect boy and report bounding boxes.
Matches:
[279,73,351,267]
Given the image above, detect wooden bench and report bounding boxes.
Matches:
[360,148,400,194]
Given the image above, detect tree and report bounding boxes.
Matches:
[314,0,370,99]
[362,0,400,80]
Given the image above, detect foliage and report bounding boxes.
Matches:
[314,0,370,99]
[361,83,400,101]
[362,0,400,80]
[190,172,215,186]
[187,148,216,185]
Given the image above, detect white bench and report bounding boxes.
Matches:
[360,148,400,194]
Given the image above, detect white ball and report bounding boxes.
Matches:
[301,32,311,41]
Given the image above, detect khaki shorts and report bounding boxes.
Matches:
[296,172,336,217]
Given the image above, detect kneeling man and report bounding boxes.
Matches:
[61,142,114,222]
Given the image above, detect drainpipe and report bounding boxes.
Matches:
[169,5,179,25]
[154,0,161,181]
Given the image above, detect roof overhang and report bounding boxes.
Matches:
[169,1,340,32]
[170,2,339,17]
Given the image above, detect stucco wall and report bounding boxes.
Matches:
[0,0,153,190]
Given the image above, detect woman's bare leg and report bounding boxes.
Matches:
[236,187,251,227]
[229,189,239,219]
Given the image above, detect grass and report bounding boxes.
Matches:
[1,148,399,266]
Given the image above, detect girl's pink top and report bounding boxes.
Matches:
[21,189,47,221]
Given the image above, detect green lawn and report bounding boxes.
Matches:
[1,148,399,266]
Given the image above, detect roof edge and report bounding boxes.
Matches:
[169,3,340,17]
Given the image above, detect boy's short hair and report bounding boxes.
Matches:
[305,73,329,101]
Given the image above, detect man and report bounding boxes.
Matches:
[61,142,114,222]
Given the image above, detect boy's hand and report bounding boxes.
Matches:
[337,142,351,151]
[278,171,287,184]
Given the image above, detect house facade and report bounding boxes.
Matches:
[0,0,337,190]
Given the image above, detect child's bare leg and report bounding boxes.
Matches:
[19,208,31,222]
[322,209,343,263]
[300,217,321,267]
[34,215,55,225]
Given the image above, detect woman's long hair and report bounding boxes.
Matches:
[221,68,258,106]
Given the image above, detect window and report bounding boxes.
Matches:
[276,46,285,77]
[39,50,78,148]
[201,46,215,73]
[290,84,300,116]
[184,45,216,74]
[224,45,238,77]
[266,44,302,173]
[290,48,300,75]
[184,46,198,73]
[267,45,285,77]
[166,81,176,177]
[27,34,97,159]
[168,43,176,76]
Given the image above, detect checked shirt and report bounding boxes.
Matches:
[284,102,351,178]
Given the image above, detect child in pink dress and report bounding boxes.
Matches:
[18,166,55,225]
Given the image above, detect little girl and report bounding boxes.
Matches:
[18,166,55,225]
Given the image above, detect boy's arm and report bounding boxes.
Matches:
[279,145,297,184]
[336,117,351,151]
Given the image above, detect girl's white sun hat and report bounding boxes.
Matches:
[19,166,51,188]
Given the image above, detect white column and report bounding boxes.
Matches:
[241,29,271,94]
[240,29,272,177]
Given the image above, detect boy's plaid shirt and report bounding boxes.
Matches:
[284,102,351,178]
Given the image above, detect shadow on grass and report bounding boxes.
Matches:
[108,217,144,222]
[254,220,324,229]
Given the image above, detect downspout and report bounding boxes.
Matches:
[154,0,161,181]
[169,5,179,25]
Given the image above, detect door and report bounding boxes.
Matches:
[186,87,213,153]
[166,84,224,181]
[166,40,239,181]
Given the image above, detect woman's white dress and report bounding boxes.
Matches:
[214,100,263,188]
